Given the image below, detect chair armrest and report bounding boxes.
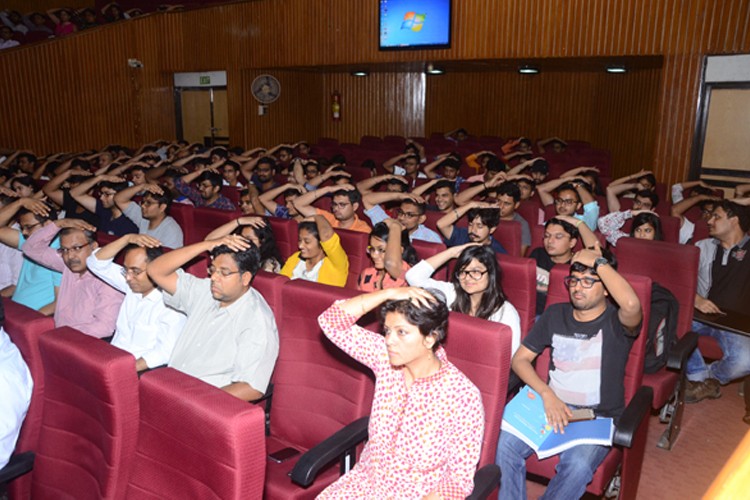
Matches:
[0,451,35,483]
[667,331,698,371]
[466,464,501,500]
[290,416,370,487]
[613,386,653,448]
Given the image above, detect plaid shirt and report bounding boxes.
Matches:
[174,178,236,211]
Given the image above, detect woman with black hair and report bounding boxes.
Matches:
[405,243,521,353]
[280,215,348,287]
[598,209,664,246]
[358,219,418,292]
[205,216,283,273]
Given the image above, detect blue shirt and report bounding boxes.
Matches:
[574,201,600,232]
[12,233,62,311]
[445,226,507,254]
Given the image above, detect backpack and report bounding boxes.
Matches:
[644,283,680,374]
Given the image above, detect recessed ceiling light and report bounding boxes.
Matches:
[351,71,369,77]
[426,67,444,75]
[606,65,627,74]
[518,66,539,75]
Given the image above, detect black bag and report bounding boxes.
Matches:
[644,283,680,374]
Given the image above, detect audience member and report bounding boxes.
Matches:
[22,218,123,338]
[598,210,663,246]
[47,8,76,37]
[363,192,442,243]
[405,243,521,353]
[293,184,371,233]
[436,202,507,254]
[317,287,484,498]
[147,234,279,401]
[671,180,720,244]
[0,195,23,295]
[537,178,600,231]
[174,169,235,210]
[280,215,348,287]
[423,155,466,191]
[530,217,580,315]
[0,26,20,50]
[0,300,33,470]
[86,234,186,372]
[383,153,426,188]
[258,183,305,222]
[358,219,418,292]
[206,216,283,273]
[114,182,183,248]
[495,245,642,500]
[69,174,138,236]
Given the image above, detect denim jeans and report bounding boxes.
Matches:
[495,431,610,500]
[686,320,750,384]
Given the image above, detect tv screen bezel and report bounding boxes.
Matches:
[378,0,452,51]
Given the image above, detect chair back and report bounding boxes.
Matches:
[411,239,448,280]
[2,299,54,500]
[188,207,240,244]
[334,228,369,289]
[253,271,289,324]
[496,254,536,338]
[267,216,299,261]
[442,313,512,468]
[493,220,522,257]
[33,327,139,500]
[126,369,266,500]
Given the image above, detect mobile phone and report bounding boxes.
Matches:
[569,408,595,422]
[268,447,300,463]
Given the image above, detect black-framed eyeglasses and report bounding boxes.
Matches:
[207,266,241,278]
[564,276,602,288]
[396,209,420,219]
[554,198,577,206]
[457,269,488,281]
[57,243,92,256]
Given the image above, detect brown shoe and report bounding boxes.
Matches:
[685,378,721,404]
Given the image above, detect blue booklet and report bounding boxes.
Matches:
[501,386,614,459]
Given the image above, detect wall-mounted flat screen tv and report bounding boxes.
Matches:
[379,0,452,50]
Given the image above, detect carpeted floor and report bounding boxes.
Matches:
[524,381,750,499]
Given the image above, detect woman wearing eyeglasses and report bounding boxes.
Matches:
[280,214,348,287]
[405,242,521,354]
[358,219,418,292]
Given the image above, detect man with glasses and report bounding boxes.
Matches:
[68,173,138,236]
[363,191,442,243]
[538,178,600,231]
[22,218,123,338]
[146,234,279,401]
[530,218,581,315]
[86,233,186,372]
[0,197,61,313]
[174,168,236,211]
[436,201,507,253]
[496,246,642,499]
[114,182,184,248]
[293,184,371,233]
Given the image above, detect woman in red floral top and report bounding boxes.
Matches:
[317,287,485,499]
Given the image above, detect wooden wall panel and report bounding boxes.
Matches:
[2,1,93,14]
[1,0,749,187]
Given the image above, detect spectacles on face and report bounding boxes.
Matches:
[331,202,351,209]
[120,267,146,278]
[366,246,386,255]
[140,199,158,207]
[57,243,91,256]
[564,276,602,288]
[20,222,41,233]
[554,197,577,206]
[457,269,488,281]
[396,209,420,219]
[207,266,241,278]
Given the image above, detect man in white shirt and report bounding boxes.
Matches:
[0,300,33,469]
[114,182,184,248]
[86,233,186,372]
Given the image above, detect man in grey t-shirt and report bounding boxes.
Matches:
[115,183,184,248]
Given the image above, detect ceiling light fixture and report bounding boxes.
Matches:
[518,66,539,75]
[606,65,627,74]
[351,70,369,77]
[425,63,444,75]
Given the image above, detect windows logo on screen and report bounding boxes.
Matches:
[401,12,426,32]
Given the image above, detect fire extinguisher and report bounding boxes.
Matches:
[331,91,341,121]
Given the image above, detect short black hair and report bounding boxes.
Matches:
[466,207,500,228]
[496,181,521,202]
[211,147,229,159]
[401,198,427,215]
[386,177,409,192]
[379,288,449,352]
[198,171,223,188]
[100,180,129,192]
[637,173,657,188]
[210,244,261,278]
[717,200,750,233]
[433,179,456,194]
[485,157,505,173]
[332,188,362,205]
[256,157,276,170]
[528,159,549,175]
[143,189,173,211]
[634,189,659,209]
[554,183,582,203]
[570,247,618,275]
[123,244,164,262]
[545,217,580,240]
[18,206,56,224]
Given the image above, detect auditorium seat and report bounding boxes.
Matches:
[252,270,289,322]
[422,209,446,232]
[494,220,522,257]
[187,207,241,244]
[333,228,369,289]
[168,203,194,235]
[617,238,701,449]
[267,216,299,261]
[126,368,266,500]
[221,186,241,205]
[516,199,544,229]
[524,268,653,499]
[2,299,54,500]
[264,281,374,499]
[410,239,448,280]
[496,254,536,338]
[33,327,139,500]
[443,312,513,498]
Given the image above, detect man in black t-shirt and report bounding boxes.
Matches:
[530,217,579,315]
[496,246,642,500]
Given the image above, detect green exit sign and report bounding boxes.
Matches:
[199,76,211,85]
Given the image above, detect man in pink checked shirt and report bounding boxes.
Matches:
[22,218,123,339]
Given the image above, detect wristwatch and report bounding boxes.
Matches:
[593,257,609,273]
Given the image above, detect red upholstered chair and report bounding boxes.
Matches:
[411,239,448,280]
[252,271,289,323]
[189,207,241,244]
[443,313,514,498]
[334,228,369,289]
[2,299,54,500]
[496,254,536,339]
[221,185,241,205]
[168,203,193,236]
[522,268,654,500]
[183,252,210,279]
[422,209,445,232]
[616,238,700,449]
[494,220,522,257]
[267,216,299,261]
[516,199,544,229]
[126,369,266,500]
[264,281,375,499]
[33,327,139,500]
